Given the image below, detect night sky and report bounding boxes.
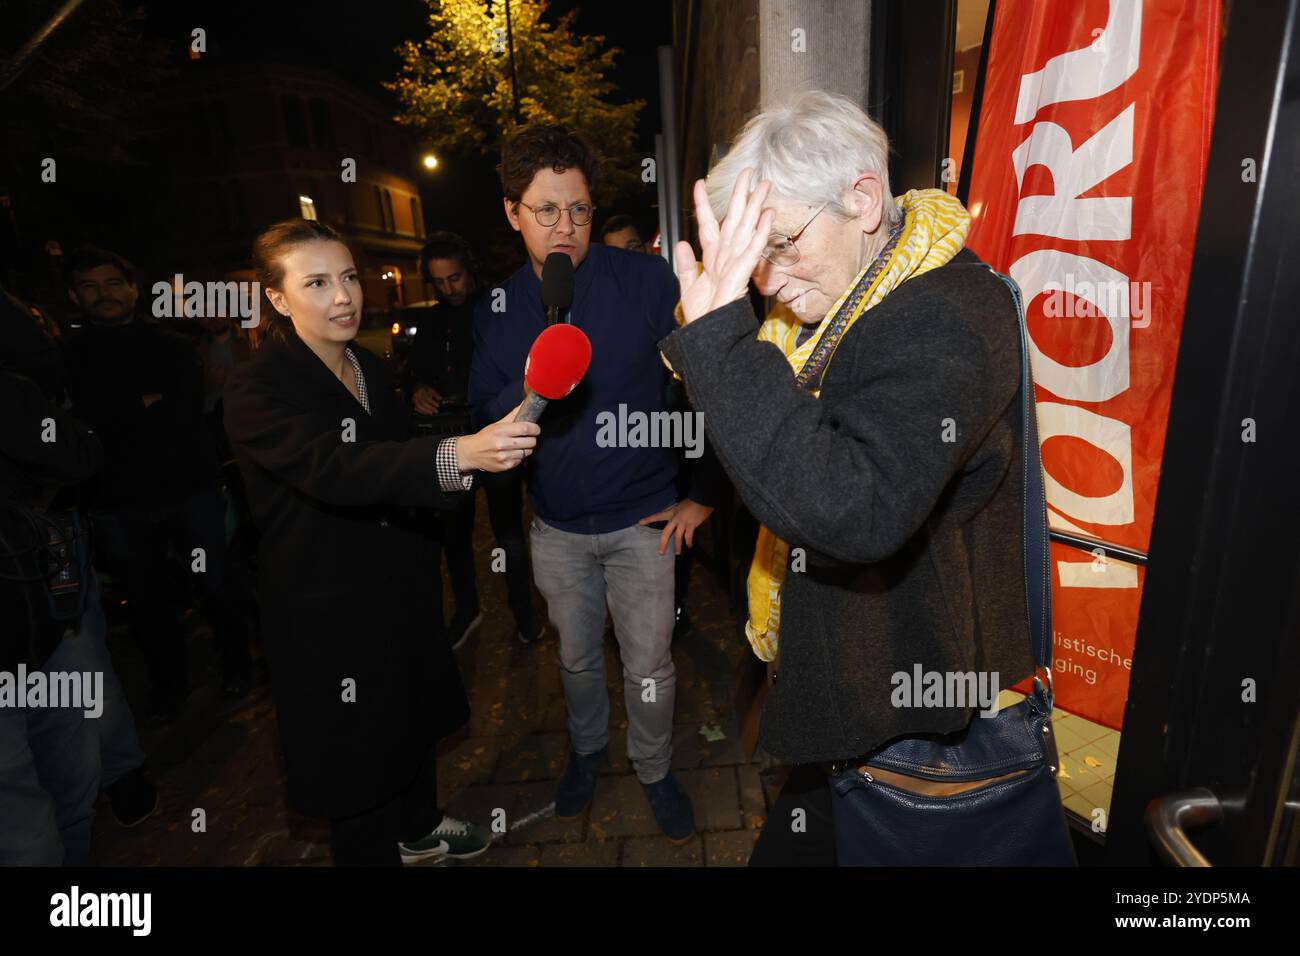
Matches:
[134,0,673,236]
[136,0,670,131]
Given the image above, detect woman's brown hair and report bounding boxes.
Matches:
[250,219,346,348]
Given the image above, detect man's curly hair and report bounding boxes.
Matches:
[497,124,600,202]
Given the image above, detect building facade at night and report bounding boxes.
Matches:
[154,62,428,321]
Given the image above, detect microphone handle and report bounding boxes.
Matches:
[517,388,548,424]
[545,305,560,326]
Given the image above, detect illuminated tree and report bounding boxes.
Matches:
[388,0,645,202]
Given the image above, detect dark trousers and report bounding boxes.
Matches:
[482,470,535,628]
[748,763,838,866]
[329,752,442,866]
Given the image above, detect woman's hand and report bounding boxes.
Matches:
[674,168,774,325]
[457,404,539,473]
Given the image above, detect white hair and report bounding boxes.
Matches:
[706,90,901,228]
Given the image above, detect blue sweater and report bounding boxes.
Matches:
[469,243,715,534]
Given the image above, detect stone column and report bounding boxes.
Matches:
[759,0,872,110]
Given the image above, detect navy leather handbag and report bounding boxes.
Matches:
[829,271,1077,867]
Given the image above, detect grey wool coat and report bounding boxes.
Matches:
[658,248,1036,765]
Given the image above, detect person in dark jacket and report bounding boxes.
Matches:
[223,219,539,866]
[62,245,254,715]
[659,91,1037,865]
[470,125,722,844]
[195,308,254,464]
[0,364,105,865]
[0,287,157,860]
[407,231,543,647]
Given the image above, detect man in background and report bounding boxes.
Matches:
[0,284,156,860]
[599,214,646,253]
[410,232,542,647]
[61,246,252,716]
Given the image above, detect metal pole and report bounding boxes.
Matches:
[656,46,682,271]
[504,0,522,124]
[654,134,669,264]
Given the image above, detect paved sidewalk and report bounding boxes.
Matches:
[89,496,779,866]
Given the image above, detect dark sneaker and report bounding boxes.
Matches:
[642,771,696,844]
[448,610,483,651]
[516,615,546,645]
[672,605,692,641]
[399,815,492,864]
[105,769,159,828]
[554,746,607,820]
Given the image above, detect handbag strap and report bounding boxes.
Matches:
[990,270,1054,713]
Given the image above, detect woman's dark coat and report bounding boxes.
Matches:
[224,330,469,818]
[659,248,1036,765]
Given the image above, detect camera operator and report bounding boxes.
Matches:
[0,284,154,864]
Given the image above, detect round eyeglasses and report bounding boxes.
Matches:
[760,203,827,267]
[517,200,596,227]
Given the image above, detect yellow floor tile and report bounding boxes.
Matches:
[1080,779,1115,817]
[1090,729,1122,761]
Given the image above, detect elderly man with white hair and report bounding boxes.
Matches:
[658,90,1073,866]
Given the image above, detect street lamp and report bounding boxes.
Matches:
[422,153,439,171]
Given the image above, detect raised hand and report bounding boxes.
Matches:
[674,168,774,325]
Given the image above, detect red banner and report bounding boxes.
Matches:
[966,0,1219,728]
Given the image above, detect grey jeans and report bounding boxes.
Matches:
[529,516,676,783]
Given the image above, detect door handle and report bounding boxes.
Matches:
[1144,787,1223,866]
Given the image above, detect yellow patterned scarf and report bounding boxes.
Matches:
[744,188,970,662]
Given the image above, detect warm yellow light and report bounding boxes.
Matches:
[391,322,401,335]
[422,154,439,170]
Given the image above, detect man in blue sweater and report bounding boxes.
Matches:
[470,126,715,844]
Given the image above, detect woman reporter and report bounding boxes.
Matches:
[224,220,538,866]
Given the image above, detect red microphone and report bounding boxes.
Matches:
[518,324,592,423]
